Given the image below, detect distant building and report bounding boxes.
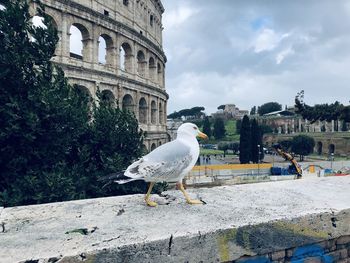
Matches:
[167,119,183,141]
[212,104,248,120]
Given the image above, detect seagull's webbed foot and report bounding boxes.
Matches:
[186,199,203,205]
[144,182,158,207]
[177,182,203,205]
[145,199,158,207]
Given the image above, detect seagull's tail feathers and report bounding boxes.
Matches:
[114,177,139,184]
[98,171,138,188]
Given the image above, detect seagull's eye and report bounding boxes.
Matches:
[193,127,198,130]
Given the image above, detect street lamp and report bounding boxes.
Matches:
[257,144,260,176]
[331,153,334,170]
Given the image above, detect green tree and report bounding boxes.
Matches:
[341,121,348,131]
[291,135,315,161]
[239,115,251,163]
[295,90,350,123]
[250,106,256,115]
[258,102,282,116]
[250,119,260,163]
[236,119,242,134]
[213,118,226,139]
[202,116,212,138]
[218,142,229,157]
[278,139,293,150]
[229,141,240,154]
[0,1,144,206]
[217,105,225,110]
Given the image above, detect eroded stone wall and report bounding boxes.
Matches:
[29,0,169,150]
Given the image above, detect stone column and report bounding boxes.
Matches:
[61,15,70,58]
[82,38,94,63]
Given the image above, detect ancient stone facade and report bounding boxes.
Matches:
[30,0,168,150]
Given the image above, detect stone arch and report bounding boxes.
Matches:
[120,42,133,72]
[317,141,323,155]
[137,50,146,77]
[151,100,157,124]
[149,57,156,81]
[98,34,113,65]
[328,144,335,154]
[122,94,135,113]
[139,97,148,124]
[69,23,90,60]
[151,143,157,151]
[101,89,115,106]
[159,102,163,124]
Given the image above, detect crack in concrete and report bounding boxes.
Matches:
[168,234,173,255]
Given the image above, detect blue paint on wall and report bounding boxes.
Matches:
[290,244,333,263]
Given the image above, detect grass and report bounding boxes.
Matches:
[200,148,236,155]
[225,120,240,141]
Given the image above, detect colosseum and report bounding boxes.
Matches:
[30,0,168,151]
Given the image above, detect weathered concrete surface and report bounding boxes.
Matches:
[0,176,350,262]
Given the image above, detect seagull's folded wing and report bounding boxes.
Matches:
[125,140,193,182]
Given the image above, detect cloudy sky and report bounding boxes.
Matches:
[161,0,350,115]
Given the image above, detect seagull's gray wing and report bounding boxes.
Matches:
[125,140,193,182]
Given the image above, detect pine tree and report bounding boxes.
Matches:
[213,118,226,140]
[250,119,259,163]
[202,116,212,138]
[239,115,251,164]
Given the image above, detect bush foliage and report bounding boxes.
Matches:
[0,1,148,206]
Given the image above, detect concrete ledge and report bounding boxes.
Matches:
[0,177,350,262]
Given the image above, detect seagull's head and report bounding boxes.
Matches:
[177,123,208,140]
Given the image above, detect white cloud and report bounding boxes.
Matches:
[163,5,198,29]
[253,28,290,53]
[276,47,295,64]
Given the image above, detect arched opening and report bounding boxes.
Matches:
[149,57,156,81]
[151,143,157,151]
[120,42,132,72]
[101,90,115,107]
[122,94,134,113]
[151,100,157,124]
[137,50,146,77]
[328,144,335,154]
[159,102,163,124]
[139,97,148,124]
[98,36,107,64]
[70,24,89,60]
[98,34,113,65]
[157,62,162,85]
[317,141,323,155]
[158,141,162,146]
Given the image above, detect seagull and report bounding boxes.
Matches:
[115,123,208,207]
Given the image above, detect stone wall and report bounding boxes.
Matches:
[264,132,350,156]
[29,0,168,150]
[1,176,350,262]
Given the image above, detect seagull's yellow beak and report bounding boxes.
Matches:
[197,131,208,140]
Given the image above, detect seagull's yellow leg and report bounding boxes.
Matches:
[144,182,157,207]
[177,183,203,205]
